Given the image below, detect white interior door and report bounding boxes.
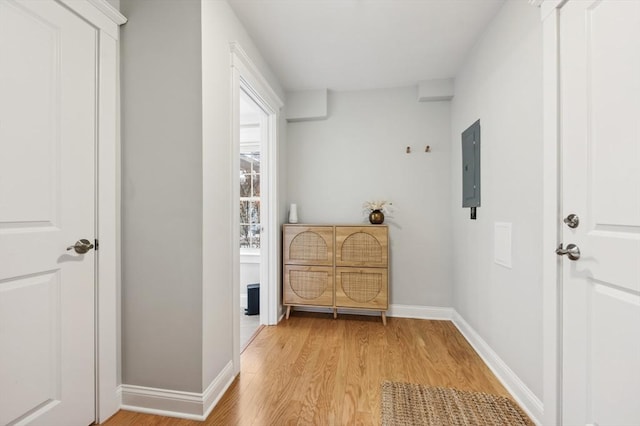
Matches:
[0,0,97,424]
[560,1,640,425]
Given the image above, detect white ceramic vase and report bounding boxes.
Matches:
[289,204,298,224]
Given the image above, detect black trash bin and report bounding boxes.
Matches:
[245,283,260,315]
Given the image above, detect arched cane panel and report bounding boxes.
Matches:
[290,270,330,300]
[289,231,329,263]
[341,232,382,264]
[340,271,382,303]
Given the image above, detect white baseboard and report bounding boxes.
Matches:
[120,361,235,421]
[202,361,236,419]
[387,304,453,320]
[451,311,543,425]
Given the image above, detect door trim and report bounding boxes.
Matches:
[230,42,283,374]
[539,1,567,425]
[57,0,127,422]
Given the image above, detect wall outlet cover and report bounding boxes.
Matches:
[494,222,512,269]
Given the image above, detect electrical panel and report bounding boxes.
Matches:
[462,120,481,209]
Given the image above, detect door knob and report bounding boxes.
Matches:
[67,239,94,254]
[556,243,580,261]
[563,214,580,228]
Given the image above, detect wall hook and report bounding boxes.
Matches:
[406,146,411,154]
[425,145,431,153]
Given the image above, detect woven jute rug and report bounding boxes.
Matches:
[381,381,534,426]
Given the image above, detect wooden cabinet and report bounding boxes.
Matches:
[283,224,389,324]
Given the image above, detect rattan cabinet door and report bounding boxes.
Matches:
[335,267,388,309]
[284,265,334,306]
[335,226,388,267]
[283,225,334,266]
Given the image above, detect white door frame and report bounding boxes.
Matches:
[539,1,568,425]
[230,42,283,373]
[56,0,127,422]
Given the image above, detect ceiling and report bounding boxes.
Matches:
[228,0,505,92]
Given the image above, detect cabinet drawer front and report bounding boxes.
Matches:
[284,225,334,266]
[284,265,334,306]
[335,267,388,309]
[335,226,388,267]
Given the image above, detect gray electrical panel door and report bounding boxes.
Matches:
[462,120,481,207]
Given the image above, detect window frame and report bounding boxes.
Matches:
[240,139,261,251]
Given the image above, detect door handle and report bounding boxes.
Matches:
[556,243,580,261]
[67,239,94,254]
[563,214,580,228]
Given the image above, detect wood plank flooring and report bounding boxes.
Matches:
[102,312,512,425]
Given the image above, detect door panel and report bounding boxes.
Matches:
[0,0,97,424]
[0,0,59,225]
[589,1,640,229]
[0,272,61,424]
[591,285,640,425]
[560,1,640,425]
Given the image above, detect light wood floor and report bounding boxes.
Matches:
[102,312,512,425]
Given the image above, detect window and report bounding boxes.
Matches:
[239,88,263,251]
[240,146,260,248]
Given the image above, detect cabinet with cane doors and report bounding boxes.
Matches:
[283,224,389,324]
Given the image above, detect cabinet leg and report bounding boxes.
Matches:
[381,312,387,326]
[286,305,291,320]
[333,308,337,319]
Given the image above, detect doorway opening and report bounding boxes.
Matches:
[239,89,267,351]
[230,42,283,373]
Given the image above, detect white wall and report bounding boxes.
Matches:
[287,87,452,307]
[450,0,543,400]
[120,0,203,393]
[120,0,285,396]
[201,0,285,388]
